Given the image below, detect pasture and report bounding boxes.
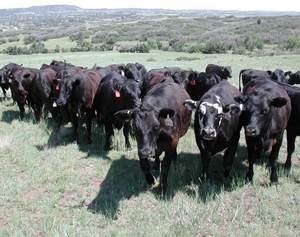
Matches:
[0,51,300,236]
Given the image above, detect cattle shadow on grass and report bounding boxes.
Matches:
[163,144,249,202]
[36,120,111,160]
[88,145,249,219]
[1,110,20,123]
[88,155,146,218]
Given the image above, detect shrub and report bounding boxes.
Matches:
[283,37,300,50]
[8,37,20,42]
[201,41,227,54]
[0,39,7,45]
[243,35,264,51]
[23,35,37,45]
[232,46,247,55]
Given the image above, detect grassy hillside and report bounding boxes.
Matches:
[0,51,300,236]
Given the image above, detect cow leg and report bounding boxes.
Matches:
[140,158,155,185]
[33,104,42,121]
[70,112,78,143]
[285,129,296,171]
[223,132,240,178]
[17,101,25,120]
[1,86,6,98]
[159,149,176,196]
[123,121,131,149]
[268,135,283,183]
[200,150,211,180]
[245,138,256,182]
[86,110,92,144]
[104,121,114,151]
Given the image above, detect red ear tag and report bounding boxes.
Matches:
[191,80,196,85]
[115,90,121,98]
[55,84,60,90]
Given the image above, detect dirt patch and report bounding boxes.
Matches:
[23,187,48,200]
[0,136,10,151]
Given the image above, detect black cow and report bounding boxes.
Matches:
[184,80,242,178]
[114,81,191,195]
[274,81,300,171]
[94,72,141,150]
[0,69,9,98]
[185,71,222,101]
[56,68,102,143]
[285,71,300,85]
[235,78,291,183]
[1,63,23,102]
[124,63,147,83]
[205,64,232,80]
[142,67,190,95]
[239,69,290,91]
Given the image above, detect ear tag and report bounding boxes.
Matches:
[55,84,60,90]
[53,102,57,107]
[191,80,196,85]
[115,90,121,98]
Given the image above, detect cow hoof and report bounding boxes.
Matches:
[145,173,155,185]
[224,170,230,178]
[270,174,278,183]
[104,145,113,151]
[284,162,291,171]
[245,173,253,183]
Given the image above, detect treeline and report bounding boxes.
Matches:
[2,27,300,55]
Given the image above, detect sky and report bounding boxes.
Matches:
[0,0,299,12]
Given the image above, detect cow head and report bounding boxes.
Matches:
[271,69,288,83]
[56,71,81,106]
[124,63,141,82]
[0,69,8,88]
[235,92,287,137]
[114,107,176,158]
[222,66,232,79]
[286,71,300,85]
[184,96,241,140]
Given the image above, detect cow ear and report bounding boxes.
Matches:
[73,79,80,86]
[234,95,247,104]
[270,97,287,107]
[284,71,292,77]
[183,99,198,111]
[267,70,273,76]
[114,109,136,122]
[225,66,232,78]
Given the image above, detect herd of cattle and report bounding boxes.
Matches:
[1,61,300,194]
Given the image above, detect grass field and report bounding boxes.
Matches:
[0,51,300,236]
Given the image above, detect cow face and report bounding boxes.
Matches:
[185,96,241,140]
[235,93,287,137]
[272,69,287,83]
[287,71,300,85]
[125,63,141,82]
[56,73,80,106]
[114,108,175,158]
[119,79,141,107]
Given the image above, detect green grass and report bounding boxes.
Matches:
[0,51,300,236]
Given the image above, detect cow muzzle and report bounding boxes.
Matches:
[245,126,258,137]
[202,127,217,140]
